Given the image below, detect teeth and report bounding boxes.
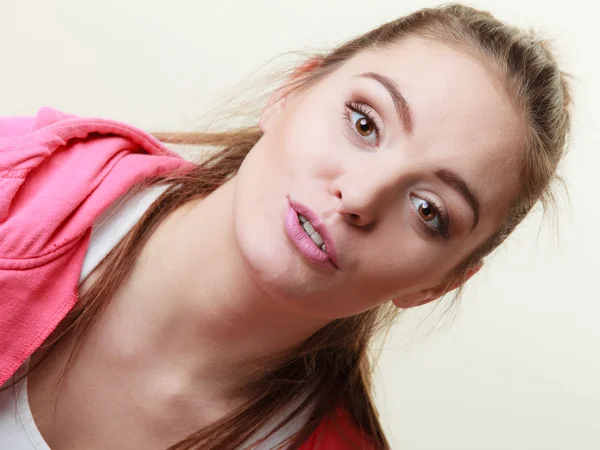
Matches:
[310,231,324,246]
[302,221,315,235]
[297,213,327,253]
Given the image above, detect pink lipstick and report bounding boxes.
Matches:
[284,199,339,270]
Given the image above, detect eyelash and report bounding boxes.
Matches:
[412,195,451,240]
[343,101,382,147]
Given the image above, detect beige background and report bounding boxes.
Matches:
[1,1,598,449]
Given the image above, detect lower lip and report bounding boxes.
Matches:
[284,205,335,270]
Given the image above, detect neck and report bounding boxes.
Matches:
[117,179,328,397]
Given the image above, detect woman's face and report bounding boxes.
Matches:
[232,37,524,320]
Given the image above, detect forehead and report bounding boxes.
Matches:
[334,36,525,224]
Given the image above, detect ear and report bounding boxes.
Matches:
[290,58,323,78]
[392,265,482,309]
[259,58,323,133]
[391,290,437,309]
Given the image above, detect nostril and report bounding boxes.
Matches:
[331,184,343,200]
[348,213,361,223]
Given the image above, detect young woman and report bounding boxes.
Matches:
[0,4,571,450]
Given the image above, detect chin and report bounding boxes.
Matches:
[234,228,328,317]
[235,212,292,284]
[231,182,336,318]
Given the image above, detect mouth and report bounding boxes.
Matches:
[285,199,339,270]
[297,213,327,252]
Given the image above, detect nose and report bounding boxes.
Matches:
[329,169,401,228]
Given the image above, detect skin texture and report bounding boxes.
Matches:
[235,36,524,317]
[28,37,525,450]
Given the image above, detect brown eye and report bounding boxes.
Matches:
[410,195,450,240]
[418,201,437,222]
[347,105,379,146]
[411,196,441,230]
[355,117,374,136]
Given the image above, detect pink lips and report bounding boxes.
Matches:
[284,199,339,270]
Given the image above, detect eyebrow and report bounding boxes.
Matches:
[357,72,413,133]
[435,169,480,230]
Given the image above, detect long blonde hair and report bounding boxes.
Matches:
[32,4,572,449]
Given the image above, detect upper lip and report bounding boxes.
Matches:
[289,199,339,268]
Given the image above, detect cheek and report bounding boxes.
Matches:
[275,100,348,172]
[361,249,439,295]
[346,224,452,299]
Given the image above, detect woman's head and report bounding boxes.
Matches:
[53,5,570,450]
[232,4,570,320]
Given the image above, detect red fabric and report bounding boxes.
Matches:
[299,408,376,449]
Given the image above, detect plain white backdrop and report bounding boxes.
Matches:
[1,1,598,449]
